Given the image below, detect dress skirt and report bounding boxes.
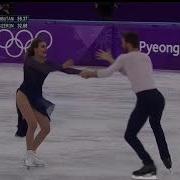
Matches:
[15,89,55,137]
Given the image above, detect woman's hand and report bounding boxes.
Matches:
[62,59,74,69]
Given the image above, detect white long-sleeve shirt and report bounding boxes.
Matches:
[97,51,156,93]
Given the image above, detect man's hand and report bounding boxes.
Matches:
[96,49,115,64]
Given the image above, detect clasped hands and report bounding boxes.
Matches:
[80,69,97,79]
[80,49,113,79]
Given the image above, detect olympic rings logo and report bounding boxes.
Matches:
[0,29,53,58]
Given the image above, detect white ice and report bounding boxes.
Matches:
[0,63,179,180]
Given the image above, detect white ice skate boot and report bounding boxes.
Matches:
[24,150,47,169]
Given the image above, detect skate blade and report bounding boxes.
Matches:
[132,175,158,180]
[24,164,46,169]
[24,164,37,169]
[34,164,47,167]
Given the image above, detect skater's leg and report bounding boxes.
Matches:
[16,91,39,167]
[124,106,154,165]
[149,93,172,169]
[16,91,37,150]
[32,109,50,152]
[149,115,171,160]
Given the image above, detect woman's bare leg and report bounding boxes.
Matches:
[32,109,50,152]
[16,91,37,150]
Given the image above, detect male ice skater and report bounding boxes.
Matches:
[80,32,172,179]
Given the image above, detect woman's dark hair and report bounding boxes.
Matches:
[25,38,44,58]
[122,32,140,48]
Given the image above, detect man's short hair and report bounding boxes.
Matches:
[122,32,140,48]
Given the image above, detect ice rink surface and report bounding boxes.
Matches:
[0,63,180,180]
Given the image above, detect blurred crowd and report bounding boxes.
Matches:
[0,3,13,15]
[95,2,119,20]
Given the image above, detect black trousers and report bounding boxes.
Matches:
[124,89,171,165]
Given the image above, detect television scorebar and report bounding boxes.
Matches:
[0,15,29,29]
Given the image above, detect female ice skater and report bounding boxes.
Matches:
[15,38,82,168]
[80,32,172,179]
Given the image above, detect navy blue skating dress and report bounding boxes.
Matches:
[15,56,81,137]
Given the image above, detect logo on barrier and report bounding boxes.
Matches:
[140,41,180,57]
[0,29,53,58]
